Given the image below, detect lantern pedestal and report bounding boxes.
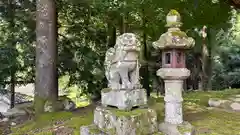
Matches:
[157,68,195,135]
[157,68,190,124]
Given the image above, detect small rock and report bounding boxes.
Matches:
[0,117,9,122]
[63,100,76,111]
[0,112,4,119]
[11,122,16,126]
[208,98,221,107]
[230,102,240,111]
[2,107,26,117]
[208,98,230,107]
[232,98,240,102]
[206,107,214,110]
[0,101,10,113]
[235,95,240,98]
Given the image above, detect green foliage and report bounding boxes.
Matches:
[0,0,237,99]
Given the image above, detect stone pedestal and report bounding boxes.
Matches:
[164,80,184,124]
[101,88,147,110]
[80,106,158,135]
[157,68,189,125]
[156,68,195,135]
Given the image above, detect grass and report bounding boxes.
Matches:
[186,110,240,135]
[183,89,240,106]
[10,107,94,135]
[183,89,240,135]
[11,111,74,134]
[10,89,240,135]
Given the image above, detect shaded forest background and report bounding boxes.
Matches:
[0,0,240,109]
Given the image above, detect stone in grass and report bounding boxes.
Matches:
[219,100,233,110]
[159,121,195,135]
[229,97,240,102]
[208,98,230,108]
[94,106,158,135]
[230,102,240,111]
[2,108,26,118]
[235,95,240,98]
[44,96,76,112]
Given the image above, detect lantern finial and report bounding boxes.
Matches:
[165,9,182,28]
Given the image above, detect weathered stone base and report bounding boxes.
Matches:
[80,125,106,135]
[159,121,195,135]
[81,106,158,135]
[101,88,147,110]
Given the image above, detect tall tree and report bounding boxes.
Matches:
[7,0,16,108]
[35,0,58,115]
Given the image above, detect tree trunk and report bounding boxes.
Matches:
[141,9,150,98]
[8,0,16,109]
[119,15,125,34]
[107,23,116,48]
[206,59,213,90]
[35,0,58,115]
[192,53,200,90]
[10,72,15,108]
[205,28,216,91]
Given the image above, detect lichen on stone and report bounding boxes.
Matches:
[219,100,233,110]
[95,106,158,134]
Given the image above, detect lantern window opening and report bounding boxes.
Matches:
[165,52,171,64]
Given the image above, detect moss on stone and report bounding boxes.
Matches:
[88,125,102,134]
[152,132,165,135]
[171,31,187,38]
[102,128,116,134]
[102,88,112,93]
[98,106,158,135]
[109,107,148,117]
[168,9,180,16]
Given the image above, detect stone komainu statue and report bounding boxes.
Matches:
[104,33,141,90]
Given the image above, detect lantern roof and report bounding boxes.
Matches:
[153,10,195,50]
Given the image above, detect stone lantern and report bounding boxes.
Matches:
[153,10,195,134]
